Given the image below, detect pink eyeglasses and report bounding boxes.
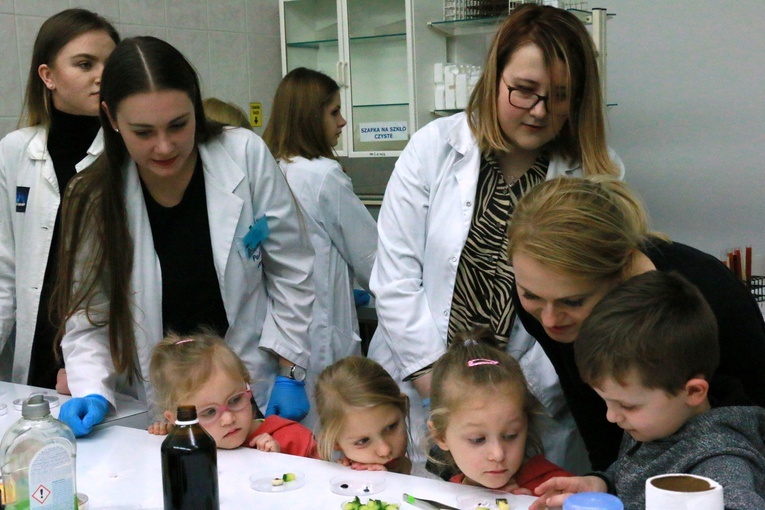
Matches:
[196,386,252,424]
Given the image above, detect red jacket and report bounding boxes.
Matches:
[246,415,318,459]
[449,454,571,492]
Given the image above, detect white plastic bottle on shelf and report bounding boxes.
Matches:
[0,394,77,510]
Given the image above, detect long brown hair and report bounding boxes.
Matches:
[466,4,618,175]
[262,67,340,162]
[20,8,119,128]
[54,37,223,381]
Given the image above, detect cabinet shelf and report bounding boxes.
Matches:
[286,32,405,48]
[354,102,409,109]
[428,9,614,36]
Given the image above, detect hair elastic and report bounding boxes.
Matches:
[467,358,499,367]
[175,338,194,345]
[463,339,479,346]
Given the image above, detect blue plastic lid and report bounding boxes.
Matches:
[563,492,624,510]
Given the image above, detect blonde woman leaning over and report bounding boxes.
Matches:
[508,176,765,470]
[369,3,622,471]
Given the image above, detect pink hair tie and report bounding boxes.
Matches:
[467,358,499,367]
[175,338,194,345]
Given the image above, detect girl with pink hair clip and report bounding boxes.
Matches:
[427,327,571,494]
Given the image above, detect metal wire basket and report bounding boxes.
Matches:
[751,275,765,302]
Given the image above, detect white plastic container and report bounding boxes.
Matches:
[0,394,77,509]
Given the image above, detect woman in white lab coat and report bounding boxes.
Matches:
[263,68,377,429]
[369,4,623,472]
[0,9,119,390]
[53,36,315,436]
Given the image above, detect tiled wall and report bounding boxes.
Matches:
[0,0,282,139]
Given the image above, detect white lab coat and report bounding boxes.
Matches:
[61,128,315,417]
[369,112,624,472]
[278,155,377,429]
[0,126,103,384]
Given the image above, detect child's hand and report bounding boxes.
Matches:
[148,421,174,435]
[248,432,280,452]
[529,475,608,510]
[497,477,533,496]
[337,457,387,471]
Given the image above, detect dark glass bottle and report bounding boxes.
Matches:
[161,405,220,510]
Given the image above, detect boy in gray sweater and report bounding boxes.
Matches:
[529,271,765,510]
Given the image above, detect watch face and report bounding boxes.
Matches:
[292,365,307,382]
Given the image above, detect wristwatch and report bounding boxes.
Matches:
[278,364,307,382]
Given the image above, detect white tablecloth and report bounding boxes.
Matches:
[75,426,537,510]
[0,381,148,436]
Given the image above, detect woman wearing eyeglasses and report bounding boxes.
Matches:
[369,4,623,473]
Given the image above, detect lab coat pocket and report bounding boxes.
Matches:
[330,325,362,361]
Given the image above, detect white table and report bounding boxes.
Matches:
[0,381,149,434]
[75,426,537,510]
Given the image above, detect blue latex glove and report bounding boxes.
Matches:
[265,375,309,421]
[58,394,109,437]
[353,289,371,307]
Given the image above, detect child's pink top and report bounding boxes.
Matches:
[449,454,572,492]
[246,415,318,458]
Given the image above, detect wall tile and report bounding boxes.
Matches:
[209,31,249,105]
[167,0,207,29]
[13,0,68,16]
[247,0,279,36]
[71,0,120,20]
[118,24,168,40]
[248,33,281,136]
[0,117,18,139]
[0,15,21,118]
[15,15,44,78]
[0,0,13,14]
[166,28,210,97]
[118,0,165,26]
[208,0,245,33]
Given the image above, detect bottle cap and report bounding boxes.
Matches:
[21,394,51,419]
[175,405,199,424]
[563,492,624,510]
[13,395,59,411]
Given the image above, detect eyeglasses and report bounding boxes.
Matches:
[196,386,252,424]
[502,77,570,114]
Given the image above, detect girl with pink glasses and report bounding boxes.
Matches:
[148,329,318,457]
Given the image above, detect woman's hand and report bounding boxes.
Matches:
[148,421,173,435]
[529,475,608,509]
[248,432,280,452]
[56,369,71,395]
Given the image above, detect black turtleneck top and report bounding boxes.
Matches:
[28,107,100,388]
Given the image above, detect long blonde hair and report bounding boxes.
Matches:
[149,329,251,414]
[508,177,664,280]
[428,327,543,468]
[467,4,617,176]
[314,356,409,461]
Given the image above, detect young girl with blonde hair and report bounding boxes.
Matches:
[314,356,418,475]
[149,329,317,457]
[428,327,570,493]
